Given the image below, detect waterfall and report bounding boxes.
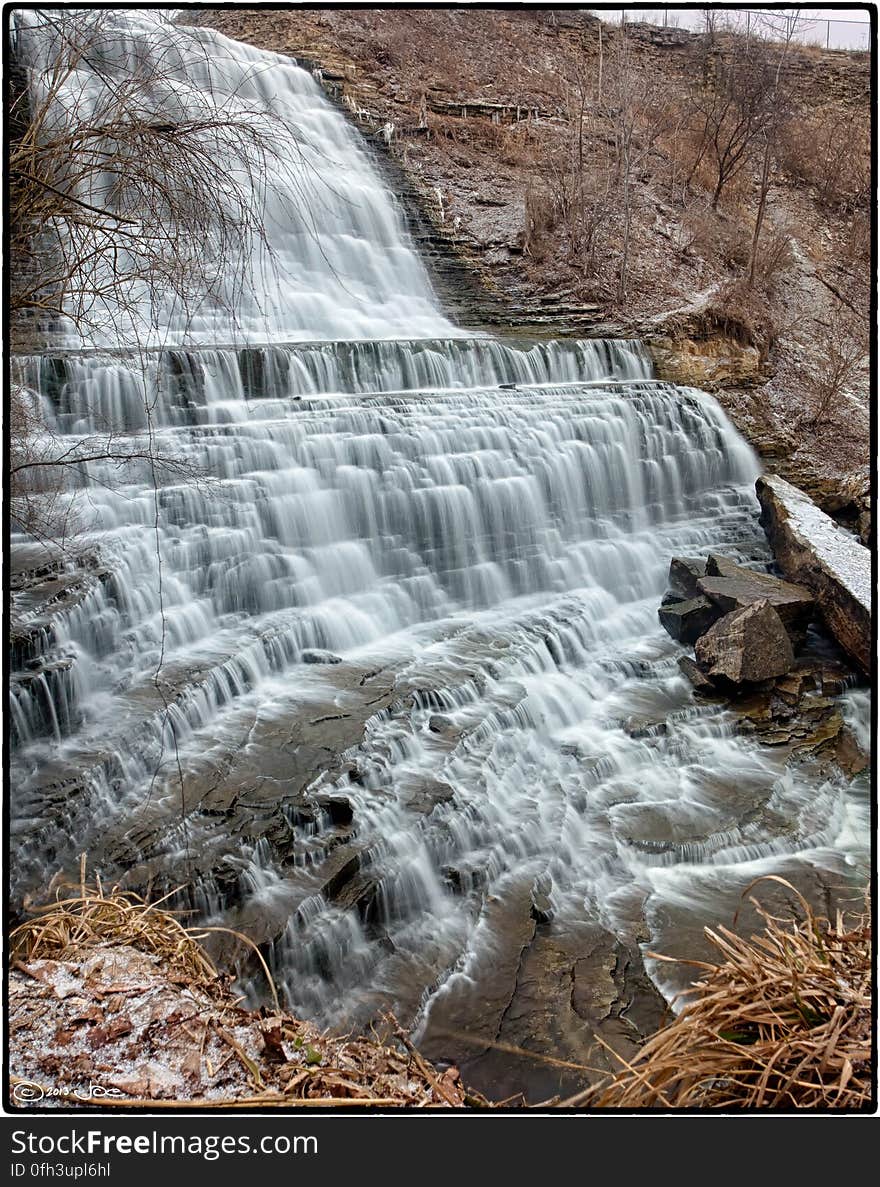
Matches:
[12,9,457,346]
[9,8,868,1084]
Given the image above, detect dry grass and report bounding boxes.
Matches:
[10,873,221,997]
[579,877,872,1110]
[11,867,871,1110]
[9,861,494,1108]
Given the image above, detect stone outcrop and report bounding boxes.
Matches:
[756,474,871,674]
[694,599,795,685]
[663,548,861,761]
[647,334,763,390]
[659,554,814,650]
[668,556,708,598]
[697,567,815,648]
[677,655,717,693]
[658,594,721,645]
[301,648,343,664]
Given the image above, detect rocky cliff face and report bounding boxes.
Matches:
[647,334,763,389]
[757,475,872,674]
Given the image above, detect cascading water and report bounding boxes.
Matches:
[10,10,869,1097]
[12,8,458,346]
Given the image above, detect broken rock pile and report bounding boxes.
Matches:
[659,554,857,755]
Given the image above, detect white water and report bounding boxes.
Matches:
[13,9,457,346]
[10,9,869,1076]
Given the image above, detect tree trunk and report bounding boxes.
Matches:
[748,138,772,288]
[618,163,631,305]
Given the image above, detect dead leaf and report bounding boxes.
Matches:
[88,1018,133,1048]
[181,1049,202,1081]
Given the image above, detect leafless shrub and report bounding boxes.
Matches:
[682,34,778,210]
[828,211,871,323]
[8,383,74,547]
[523,181,561,261]
[9,376,212,553]
[706,277,777,358]
[682,202,751,270]
[497,121,542,168]
[8,9,296,550]
[752,224,793,293]
[780,109,870,215]
[793,307,869,428]
[526,27,675,302]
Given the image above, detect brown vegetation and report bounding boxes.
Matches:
[199,8,868,333]
[10,867,494,1108]
[580,878,872,1110]
[11,869,870,1110]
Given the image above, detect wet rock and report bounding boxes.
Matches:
[441,864,488,894]
[442,866,463,893]
[320,850,364,900]
[772,657,851,706]
[829,727,870,777]
[705,553,747,579]
[695,600,794,685]
[677,655,717,694]
[313,794,354,825]
[427,713,460,741]
[792,656,852,698]
[300,648,343,664]
[668,556,708,598]
[697,566,814,648]
[733,687,844,753]
[529,893,554,924]
[333,873,380,918]
[559,742,602,765]
[402,777,455,815]
[644,863,866,1010]
[658,594,722,645]
[424,903,666,1103]
[756,474,871,673]
[418,878,538,1069]
[529,880,554,925]
[623,716,668,739]
[613,800,729,851]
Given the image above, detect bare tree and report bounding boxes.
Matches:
[746,10,804,289]
[9,9,291,348]
[601,30,671,304]
[8,9,299,550]
[685,33,776,210]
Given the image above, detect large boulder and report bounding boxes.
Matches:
[694,599,794,685]
[756,474,871,674]
[705,553,748,579]
[667,556,708,599]
[697,561,814,648]
[658,595,722,644]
